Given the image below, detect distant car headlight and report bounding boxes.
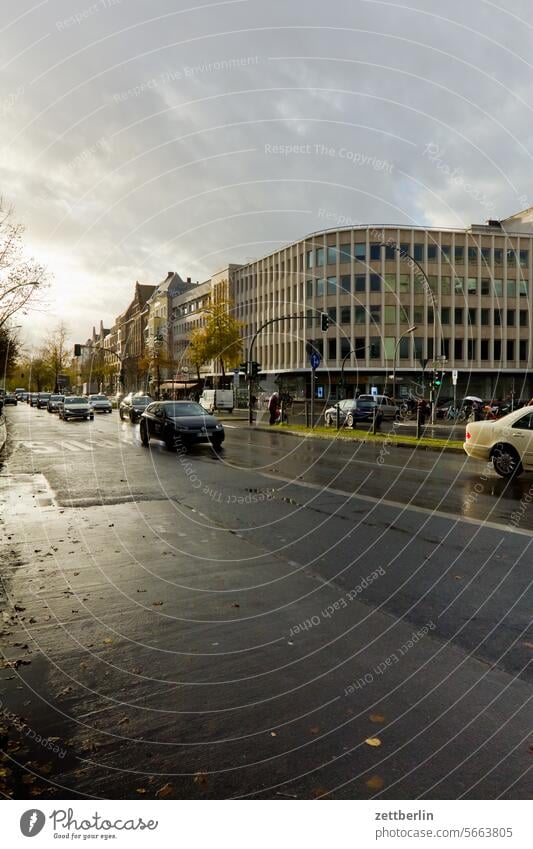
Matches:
[215,424,223,429]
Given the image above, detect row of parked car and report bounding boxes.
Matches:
[25,391,112,419]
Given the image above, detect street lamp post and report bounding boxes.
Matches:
[391,325,417,400]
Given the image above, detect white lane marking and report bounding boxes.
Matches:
[261,473,532,538]
[61,440,94,452]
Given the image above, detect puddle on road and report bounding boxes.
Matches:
[0,473,58,519]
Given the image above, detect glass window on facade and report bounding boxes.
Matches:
[414,337,423,359]
[481,308,490,325]
[507,309,515,326]
[468,246,478,264]
[306,309,314,326]
[480,340,489,360]
[399,274,410,292]
[520,249,529,268]
[328,306,337,323]
[341,338,351,357]
[467,339,476,361]
[370,304,381,324]
[481,279,491,295]
[454,338,463,359]
[494,248,503,265]
[427,244,437,261]
[492,278,503,297]
[427,307,434,324]
[455,245,465,263]
[369,338,381,358]
[441,244,451,261]
[520,340,528,360]
[414,307,424,324]
[355,275,365,292]
[355,306,366,323]
[481,247,491,267]
[413,244,424,262]
[441,276,451,294]
[316,247,324,266]
[370,244,381,261]
[507,339,515,360]
[306,250,314,268]
[341,275,351,293]
[507,248,517,266]
[355,243,366,260]
[384,337,396,358]
[354,337,366,356]
[384,305,396,323]
[454,276,464,293]
[327,276,337,295]
[370,274,381,292]
[341,307,351,324]
[520,310,528,327]
[385,245,396,260]
[428,275,438,293]
[400,243,410,257]
[399,337,410,359]
[507,280,516,297]
[339,244,351,263]
[400,305,410,323]
[468,307,477,324]
[306,279,313,299]
[494,309,502,326]
[316,278,324,297]
[328,338,337,360]
[327,246,337,265]
[520,279,528,297]
[494,340,502,361]
[414,276,425,294]
[441,307,450,324]
[384,273,396,293]
[467,277,477,294]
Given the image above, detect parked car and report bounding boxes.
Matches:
[3,392,17,405]
[47,394,64,413]
[325,398,382,427]
[119,393,152,423]
[89,394,112,413]
[58,396,94,421]
[14,388,26,400]
[36,392,52,409]
[464,407,533,478]
[199,389,234,413]
[140,401,225,451]
[29,392,40,406]
[357,394,397,419]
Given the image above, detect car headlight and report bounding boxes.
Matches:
[215,424,223,429]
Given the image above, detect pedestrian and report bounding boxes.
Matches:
[268,391,279,426]
[473,401,482,421]
[418,398,427,426]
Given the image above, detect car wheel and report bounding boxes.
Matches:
[130,411,136,423]
[491,444,523,478]
[140,421,149,446]
[346,413,354,428]
[90,415,94,420]
[211,436,223,451]
[164,431,176,451]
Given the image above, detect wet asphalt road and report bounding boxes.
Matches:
[0,404,531,800]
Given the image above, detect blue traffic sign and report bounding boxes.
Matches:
[309,352,321,370]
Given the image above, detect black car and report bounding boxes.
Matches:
[36,392,52,409]
[3,392,17,405]
[47,394,64,413]
[120,393,152,423]
[140,401,225,451]
[324,398,382,427]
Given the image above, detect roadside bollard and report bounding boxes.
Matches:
[336,404,340,429]
[416,406,422,439]
[372,406,377,435]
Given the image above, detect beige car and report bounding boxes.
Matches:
[464,407,533,477]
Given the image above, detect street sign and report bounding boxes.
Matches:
[452,369,458,386]
[309,352,321,370]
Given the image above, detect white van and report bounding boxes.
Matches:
[199,389,234,413]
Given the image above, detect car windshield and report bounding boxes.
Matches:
[132,396,151,404]
[65,397,88,404]
[90,395,108,401]
[51,395,63,400]
[165,402,206,417]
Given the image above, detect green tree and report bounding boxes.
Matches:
[0,327,20,386]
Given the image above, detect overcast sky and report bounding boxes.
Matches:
[2,0,533,346]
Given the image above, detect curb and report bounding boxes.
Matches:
[250,423,465,454]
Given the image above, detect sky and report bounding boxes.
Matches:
[2,0,533,346]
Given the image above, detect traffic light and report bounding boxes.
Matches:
[251,361,261,379]
[74,343,82,357]
[239,362,248,376]
[434,371,442,387]
[320,312,329,332]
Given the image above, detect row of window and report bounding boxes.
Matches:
[305,275,529,297]
[303,244,529,268]
[309,306,530,327]
[314,337,529,362]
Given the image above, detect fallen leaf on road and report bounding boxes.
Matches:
[365,737,382,747]
[152,601,163,606]
[193,772,208,786]
[311,787,328,798]
[366,775,384,790]
[103,638,113,644]
[369,713,385,723]
[135,788,147,794]
[156,782,173,797]
[57,686,72,697]
[14,605,25,612]
[522,641,533,649]
[270,731,277,737]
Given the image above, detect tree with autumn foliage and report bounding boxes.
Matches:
[187,286,241,385]
[0,198,49,330]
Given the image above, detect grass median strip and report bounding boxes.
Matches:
[256,423,464,452]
